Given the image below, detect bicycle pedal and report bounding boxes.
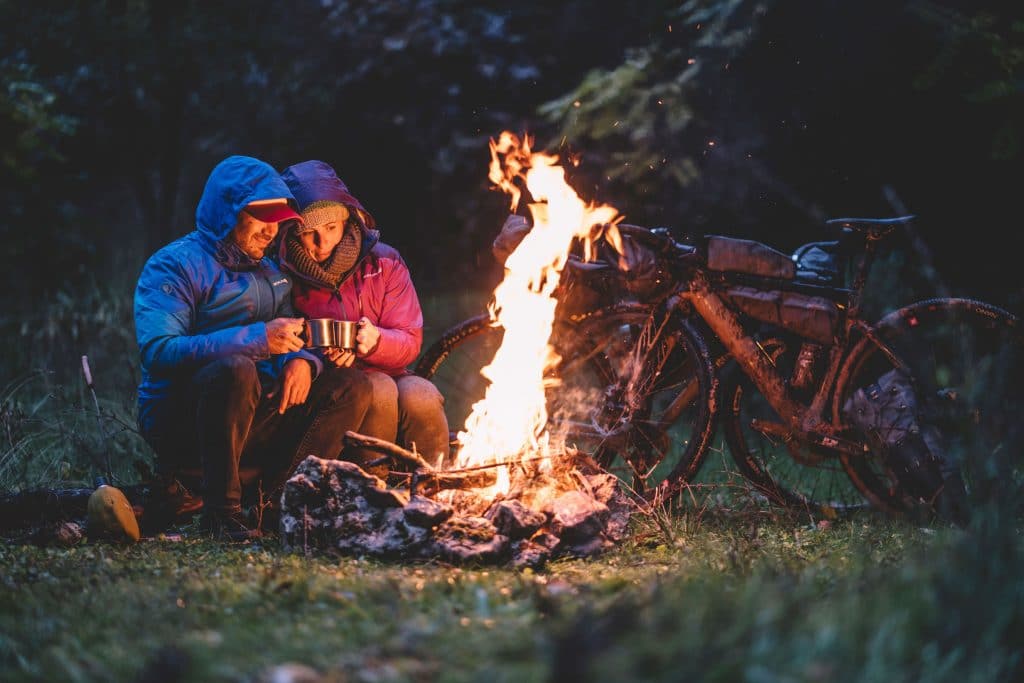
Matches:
[808,432,871,456]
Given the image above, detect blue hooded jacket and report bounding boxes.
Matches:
[134,156,322,419]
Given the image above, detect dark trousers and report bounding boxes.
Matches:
[139,356,372,513]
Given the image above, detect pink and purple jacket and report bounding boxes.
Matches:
[278,161,423,376]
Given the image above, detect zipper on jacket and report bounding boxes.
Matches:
[353,273,365,319]
[331,288,348,320]
[249,272,261,318]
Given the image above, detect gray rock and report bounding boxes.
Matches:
[404,495,454,528]
[485,499,547,539]
[545,490,610,545]
[531,531,561,551]
[428,516,508,563]
[511,539,550,569]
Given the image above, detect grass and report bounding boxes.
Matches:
[5,508,1019,683]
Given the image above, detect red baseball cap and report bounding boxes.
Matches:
[244,199,303,224]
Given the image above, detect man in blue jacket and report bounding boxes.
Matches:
[134,155,372,540]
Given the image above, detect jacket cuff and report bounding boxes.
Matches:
[293,349,323,379]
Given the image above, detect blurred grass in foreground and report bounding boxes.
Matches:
[1,510,1020,682]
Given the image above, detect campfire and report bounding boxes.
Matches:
[279,132,633,567]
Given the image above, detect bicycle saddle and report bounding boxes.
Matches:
[825,215,915,234]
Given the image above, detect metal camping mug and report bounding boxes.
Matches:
[304,319,336,348]
[303,318,359,349]
[332,320,358,350]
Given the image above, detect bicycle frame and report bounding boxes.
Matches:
[665,223,911,458]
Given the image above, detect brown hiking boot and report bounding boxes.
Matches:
[201,507,262,542]
[139,476,204,534]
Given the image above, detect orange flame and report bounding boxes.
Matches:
[454,132,620,495]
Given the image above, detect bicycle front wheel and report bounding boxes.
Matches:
[549,303,717,501]
[414,313,502,443]
[416,303,717,501]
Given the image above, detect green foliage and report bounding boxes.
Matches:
[539,45,700,187]
[0,370,149,491]
[913,4,1024,160]
[0,59,77,180]
[537,1,766,198]
[0,279,151,490]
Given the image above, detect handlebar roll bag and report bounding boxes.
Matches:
[707,236,796,280]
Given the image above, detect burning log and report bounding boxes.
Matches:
[343,430,434,470]
[342,430,499,494]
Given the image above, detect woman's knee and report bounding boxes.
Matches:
[366,371,399,411]
[396,376,445,416]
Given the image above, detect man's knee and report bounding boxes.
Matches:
[193,355,259,392]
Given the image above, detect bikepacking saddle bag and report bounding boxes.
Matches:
[723,286,840,343]
[793,240,843,286]
[842,369,950,501]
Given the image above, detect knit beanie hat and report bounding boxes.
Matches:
[296,200,350,233]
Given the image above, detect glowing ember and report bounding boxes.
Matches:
[452,131,621,495]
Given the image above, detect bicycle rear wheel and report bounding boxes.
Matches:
[838,298,1024,521]
[721,341,876,516]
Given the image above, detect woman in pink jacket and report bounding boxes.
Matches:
[278,160,449,472]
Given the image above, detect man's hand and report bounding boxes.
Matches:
[266,317,305,354]
[323,347,356,368]
[356,317,381,356]
[273,358,313,414]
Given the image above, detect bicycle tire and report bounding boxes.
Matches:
[414,313,503,442]
[415,303,717,501]
[720,345,877,516]
[837,297,1023,521]
[551,303,717,500]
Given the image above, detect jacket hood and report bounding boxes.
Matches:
[280,160,377,230]
[196,155,298,242]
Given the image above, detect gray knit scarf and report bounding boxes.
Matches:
[285,224,362,289]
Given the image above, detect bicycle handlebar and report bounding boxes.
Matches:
[613,223,696,258]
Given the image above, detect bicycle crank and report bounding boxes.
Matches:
[749,419,870,458]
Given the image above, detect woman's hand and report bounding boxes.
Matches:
[356,317,381,356]
[323,347,356,368]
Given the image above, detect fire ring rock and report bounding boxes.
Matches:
[427,516,508,564]
[404,495,454,528]
[279,455,632,567]
[545,490,609,545]
[485,499,547,539]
